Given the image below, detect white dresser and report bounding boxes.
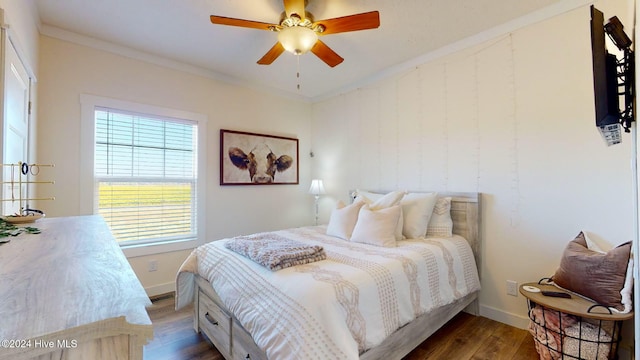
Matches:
[0,215,153,360]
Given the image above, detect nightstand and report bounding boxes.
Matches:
[520,281,632,359]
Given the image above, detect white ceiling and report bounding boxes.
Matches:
[34,0,575,101]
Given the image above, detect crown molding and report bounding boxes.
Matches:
[39,24,311,103]
[310,0,594,102]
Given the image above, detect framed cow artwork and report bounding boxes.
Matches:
[220,129,299,185]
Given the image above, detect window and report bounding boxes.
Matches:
[95,108,197,245]
[80,95,206,254]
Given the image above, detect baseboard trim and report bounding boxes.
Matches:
[480,304,530,329]
[145,282,175,298]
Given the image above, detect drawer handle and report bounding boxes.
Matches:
[204,312,219,326]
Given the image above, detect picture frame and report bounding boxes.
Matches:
[220,129,299,185]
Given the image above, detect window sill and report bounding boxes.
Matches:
[121,237,197,258]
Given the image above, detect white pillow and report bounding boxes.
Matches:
[355,190,405,240]
[350,205,401,247]
[326,200,365,240]
[355,189,405,207]
[621,257,634,313]
[401,192,438,239]
[354,189,382,201]
[426,197,453,237]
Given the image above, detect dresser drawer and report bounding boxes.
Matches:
[232,320,267,360]
[198,290,232,356]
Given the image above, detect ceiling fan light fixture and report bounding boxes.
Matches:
[278,26,318,55]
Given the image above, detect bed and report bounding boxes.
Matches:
[176,191,481,360]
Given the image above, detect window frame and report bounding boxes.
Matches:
[80,94,207,257]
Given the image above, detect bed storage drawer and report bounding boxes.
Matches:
[198,289,232,356]
[232,320,267,360]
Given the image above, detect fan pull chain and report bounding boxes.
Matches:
[296,55,301,91]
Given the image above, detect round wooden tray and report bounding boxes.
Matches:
[2,213,44,224]
[520,282,633,321]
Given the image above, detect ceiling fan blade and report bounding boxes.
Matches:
[310,40,344,67]
[210,15,276,31]
[315,11,380,35]
[283,0,306,18]
[257,42,285,65]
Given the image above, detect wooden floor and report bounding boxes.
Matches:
[143,294,540,360]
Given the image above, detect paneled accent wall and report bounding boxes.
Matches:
[311,0,634,332]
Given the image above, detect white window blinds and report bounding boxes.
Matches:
[94,107,198,244]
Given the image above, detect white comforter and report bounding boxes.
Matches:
[176,226,480,360]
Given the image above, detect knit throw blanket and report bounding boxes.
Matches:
[224,234,326,271]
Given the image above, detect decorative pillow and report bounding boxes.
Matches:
[426,197,453,237]
[354,190,405,241]
[401,192,438,239]
[350,205,401,247]
[583,234,633,313]
[552,231,632,312]
[354,189,381,201]
[326,200,365,240]
[355,189,405,209]
[621,256,634,313]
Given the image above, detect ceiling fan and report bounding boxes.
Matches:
[210,0,380,67]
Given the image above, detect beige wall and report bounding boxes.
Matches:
[311,0,634,334]
[36,35,313,295]
[0,0,38,73]
[4,0,636,353]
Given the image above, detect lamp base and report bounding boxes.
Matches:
[314,196,319,225]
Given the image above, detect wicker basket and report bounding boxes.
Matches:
[527,301,623,360]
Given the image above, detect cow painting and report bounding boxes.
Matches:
[228,144,293,183]
[221,129,298,185]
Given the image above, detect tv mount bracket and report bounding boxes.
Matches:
[606,17,635,132]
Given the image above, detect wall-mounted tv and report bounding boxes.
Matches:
[590,5,634,146]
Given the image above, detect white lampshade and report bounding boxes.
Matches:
[278,26,318,55]
[308,179,325,196]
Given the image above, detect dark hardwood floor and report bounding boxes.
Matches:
[143,294,540,360]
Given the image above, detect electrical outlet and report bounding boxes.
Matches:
[506,280,518,296]
[148,260,158,272]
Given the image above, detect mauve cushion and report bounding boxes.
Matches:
[552,232,631,311]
